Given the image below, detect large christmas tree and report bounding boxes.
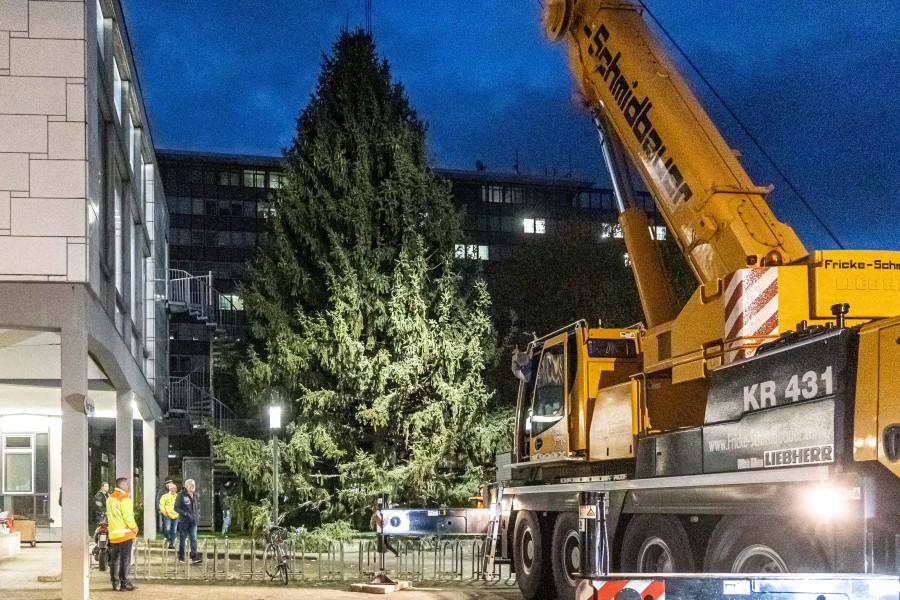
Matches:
[211,30,508,528]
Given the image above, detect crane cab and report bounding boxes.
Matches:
[513,321,642,465]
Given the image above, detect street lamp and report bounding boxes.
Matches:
[268,404,282,525]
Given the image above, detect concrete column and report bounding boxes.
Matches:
[61,315,89,600]
[157,432,169,486]
[115,389,133,480]
[142,418,157,540]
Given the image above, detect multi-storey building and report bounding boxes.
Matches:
[157,151,280,382]
[444,167,664,263]
[156,153,665,419]
[0,1,168,597]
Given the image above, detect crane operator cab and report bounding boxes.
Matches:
[513,320,642,466]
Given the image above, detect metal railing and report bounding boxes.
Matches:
[131,536,516,585]
[167,269,243,338]
[168,369,237,432]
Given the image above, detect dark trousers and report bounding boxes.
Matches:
[109,538,133,588]
[178,520,198,560]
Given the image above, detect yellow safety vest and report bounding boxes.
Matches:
[159,492,178,519]
[106,488,138,544]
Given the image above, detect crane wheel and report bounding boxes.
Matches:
[551,512,579,600]
[703,516,829,573]
[620,514,694,573]
[514,510,555,600]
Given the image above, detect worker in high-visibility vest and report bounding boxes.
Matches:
[158,482,178,549]
[106,477,139,591]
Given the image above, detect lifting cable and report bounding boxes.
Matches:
[638,1,845,250]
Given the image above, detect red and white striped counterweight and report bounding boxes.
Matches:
[724,267,780,363]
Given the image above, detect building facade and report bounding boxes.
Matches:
[155,153,665,422]
[0,1,168,598]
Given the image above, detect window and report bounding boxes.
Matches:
[219,171,241,186]
[601,222,623,239]
[587,338,637,359]
[96,0,105,58]
[243,170,265,188]
[482,185,503,203]
[257,202,274,218]
[454,244,489,260]
[128,116,136,171]
[531,344,565,436]
[269,172,286,189]
[220,294,244,310]
[114,180,123,294]
[523,218,546,234]
[113,58,122,121]
[651,225,667,241]
[3,435,33,494]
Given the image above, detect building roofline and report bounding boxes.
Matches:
[154,149,603,189]
[156,149,286,168]
[434,168,596,189]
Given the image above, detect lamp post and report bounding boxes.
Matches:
[268,404,282,525]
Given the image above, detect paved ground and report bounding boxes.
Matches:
[0,544,522,600]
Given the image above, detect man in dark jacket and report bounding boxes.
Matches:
[174,479,201,564]
[92,482,109,527]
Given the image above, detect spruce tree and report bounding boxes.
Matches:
[210,30,507,528]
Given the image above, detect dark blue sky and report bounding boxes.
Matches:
[122,1,899,251]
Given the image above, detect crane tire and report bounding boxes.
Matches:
[551,512,579,600]
[703,516,829,573]
[620,514,694,573]
[514,510,555,600]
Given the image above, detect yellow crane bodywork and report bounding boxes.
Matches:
[536,0,900,477]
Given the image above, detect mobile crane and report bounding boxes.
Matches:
[376,2,900,599]
[501,1,900,598]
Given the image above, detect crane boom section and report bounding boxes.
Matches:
[545,0,808,287]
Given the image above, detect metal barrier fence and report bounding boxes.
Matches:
[131,536,516,585]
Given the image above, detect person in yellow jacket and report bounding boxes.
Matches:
[158,482,178,550]
[106,477,139,591]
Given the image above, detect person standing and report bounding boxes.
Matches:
[157,479,173,531]
[220,483,232,537]
[158,482,179,549]
[92,482,109,527]
[175,479,201,564]
[106,477,138,591]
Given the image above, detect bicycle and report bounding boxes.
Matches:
[263,525,290,585]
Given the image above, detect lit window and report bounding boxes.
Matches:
[243,169,265,188]
[114,180,123,294]
[652,225,667,240]
[454,244,488,260]
[624,253,632,267]
[220,294,244,311]
[128,117,136,170]
[96,0,105,58]
[482,185,503,203]
[257,202,275,219]
[523,218,546,234]
[113,58,122,120]
[269,173,286,189]
[600,223,623,239]
[3,435,33,494]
